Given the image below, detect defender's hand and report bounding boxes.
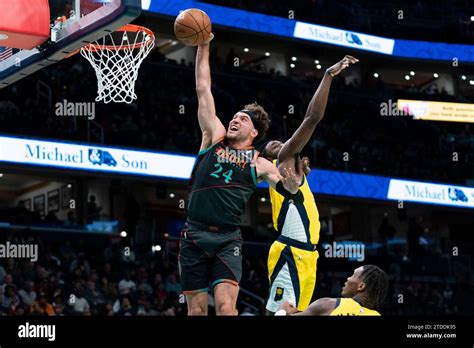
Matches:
[281,167,299,194]
[326,55,359,77]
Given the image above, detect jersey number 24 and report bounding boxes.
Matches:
[210,163,233,183]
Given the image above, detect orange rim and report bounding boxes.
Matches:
[65,24,155,58]
[82,24,155,52]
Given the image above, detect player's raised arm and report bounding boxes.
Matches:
[278,55,359,162]
[195,35,226,152]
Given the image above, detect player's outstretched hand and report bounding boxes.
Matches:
[281,167,299,194]
[326,55,359,77]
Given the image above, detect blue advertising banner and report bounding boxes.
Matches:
[258,169,474,209]
[1,135,472,208]
[0,135,195,180]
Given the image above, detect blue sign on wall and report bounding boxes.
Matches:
[1,135,473,209]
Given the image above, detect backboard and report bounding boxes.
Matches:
[0,0,142,88]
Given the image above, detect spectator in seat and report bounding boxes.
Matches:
[142,300,159,316]
[2,285,20,313]
[54,303,66,316]
[105,302,114,316]
[0,264,6,284]
[101,277,118,301]
[87,195,102,223]
[164,274,181,294]
[101,262,118,282]
[155,282,168,303]
[69,252,91,277]
[84,280,106,308]
[116,296,135,316]
[30,293,55,316]
[0,274,14,301]
[118,270,136,295]
[18,281,36,308]
[68,285,90,315]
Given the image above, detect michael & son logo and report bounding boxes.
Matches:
[448,187,468,203]
[25,143,148,171]
[87,148,148,170]
[88,149,118,167]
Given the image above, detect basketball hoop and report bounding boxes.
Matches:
[80,24,155,104]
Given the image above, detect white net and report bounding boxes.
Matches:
[80,25,155,104]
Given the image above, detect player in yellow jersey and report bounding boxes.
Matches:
[277,265,389,316]
[262,55,358,314]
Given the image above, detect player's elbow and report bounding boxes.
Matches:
[305,112,321,124]
[277,144,298,162]
[196,81,211,94]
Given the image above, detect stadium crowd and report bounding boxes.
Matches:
[0,217,472,316]
[0,232,184,316]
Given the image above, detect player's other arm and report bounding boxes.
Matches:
[195,35,226,152]
[278,55,359,162]
[278,298,337,316]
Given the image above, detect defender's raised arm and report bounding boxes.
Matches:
[278,55,359,162]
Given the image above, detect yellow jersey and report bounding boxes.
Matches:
[330,298,381,316]
[268,160,320,245]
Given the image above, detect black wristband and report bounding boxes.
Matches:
[276,180,304,204]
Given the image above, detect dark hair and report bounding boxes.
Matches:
[260,140,272,158]
[244,102,270,143]
[260,139,283,160]
[360,265,389,310]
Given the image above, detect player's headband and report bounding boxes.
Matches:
[239,109,257,126]
[239,108,267,142]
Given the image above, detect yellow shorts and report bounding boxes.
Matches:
[266,237,319,312]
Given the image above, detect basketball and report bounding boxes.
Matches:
[174,8,212,46]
